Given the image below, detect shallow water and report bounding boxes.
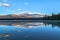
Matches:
[0,21,60,40]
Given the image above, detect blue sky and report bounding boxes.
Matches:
[0,0,60,15]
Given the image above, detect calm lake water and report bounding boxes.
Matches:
[0,20,60,40]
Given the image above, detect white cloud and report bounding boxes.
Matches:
[24,2,29,5]
[17,9,21,11]
[17,11,45,15]
[0,3,10,7]
[3,3,10,7]
[0,0,10,7]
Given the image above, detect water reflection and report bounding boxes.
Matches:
[0,33,10,40]
[0,21,60,40]
[0,21,60,28]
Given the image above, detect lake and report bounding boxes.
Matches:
[0,20,60,40]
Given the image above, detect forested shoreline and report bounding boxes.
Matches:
[43,13,60,20]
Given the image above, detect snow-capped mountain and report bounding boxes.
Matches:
[0,12,46,18]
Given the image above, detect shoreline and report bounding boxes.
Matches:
[0,20,60,22]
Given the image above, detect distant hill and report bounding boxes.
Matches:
[0,12,45,18]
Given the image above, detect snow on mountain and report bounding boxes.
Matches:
[0,12,46,18]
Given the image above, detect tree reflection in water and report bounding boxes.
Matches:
[0,21,60,28]
[0,21,60,40]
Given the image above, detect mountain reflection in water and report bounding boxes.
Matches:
[0,21,60,28]
[0,21,60,40]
